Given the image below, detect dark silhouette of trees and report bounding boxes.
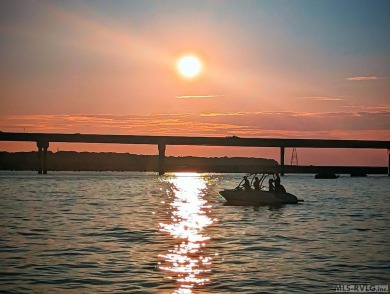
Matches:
[0,151,278,173]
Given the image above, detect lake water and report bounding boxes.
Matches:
[0,171,389,293]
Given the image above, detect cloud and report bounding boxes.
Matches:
[342,104,390,112]
[301,96,343,101]
[197,110,390,132]
[200,111,261,117]
[345,76,387,81]
[0,111,389,140]
[176,95,226,99]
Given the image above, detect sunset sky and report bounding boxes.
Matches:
[0,0,389,165]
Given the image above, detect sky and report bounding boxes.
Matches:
[0,0,389,166]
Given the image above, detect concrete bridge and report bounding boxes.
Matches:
[0,131,389,175]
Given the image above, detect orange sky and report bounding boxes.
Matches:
[0,1,389,166]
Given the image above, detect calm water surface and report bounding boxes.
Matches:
[0,171,389,293]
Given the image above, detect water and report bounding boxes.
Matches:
[0,171,389,293]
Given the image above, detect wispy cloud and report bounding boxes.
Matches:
[0,111,389,140]
[176,95,225,99]
[301,96,343,101]
[197,110,390,132]
[200,111,258,117]
[345,76,387,81]
[341,104,390,112]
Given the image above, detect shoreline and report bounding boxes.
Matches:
[1,151,387,175]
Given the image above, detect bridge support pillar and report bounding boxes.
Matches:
[280,146,285,176]
[158,143,166,176]
[388,149,390,176]
[36,140,49,174]
[37,147,43,174]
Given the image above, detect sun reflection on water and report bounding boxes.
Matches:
[158,173,214,293]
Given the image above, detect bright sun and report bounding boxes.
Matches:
[177,55,202,78]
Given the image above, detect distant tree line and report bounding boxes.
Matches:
[0,151,279,173]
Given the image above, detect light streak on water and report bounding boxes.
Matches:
[158,173,214,293]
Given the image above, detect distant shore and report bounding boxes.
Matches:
[0,151,278,173]
[1,151,388,175]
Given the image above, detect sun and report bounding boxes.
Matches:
[177,55,202,78]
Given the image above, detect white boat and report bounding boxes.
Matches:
[219,189,301,205]
[219,173,303,206]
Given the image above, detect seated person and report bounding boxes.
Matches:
[275,173,281,187]
[268,178,275,192]
[242,176,251,191]
[274,173,286,194]
[276,184,287,193]
[253,177,260,191]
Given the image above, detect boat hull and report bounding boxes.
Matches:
[219,189,300,206]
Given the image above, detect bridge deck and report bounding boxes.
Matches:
[1,132,389,149]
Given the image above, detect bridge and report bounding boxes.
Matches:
[0,131,389,175]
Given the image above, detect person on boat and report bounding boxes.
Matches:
[242,176,251,191]
[253,177,260,191]
[268,178,275,192]
[274,173,281,186]
[274,173,286,193]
